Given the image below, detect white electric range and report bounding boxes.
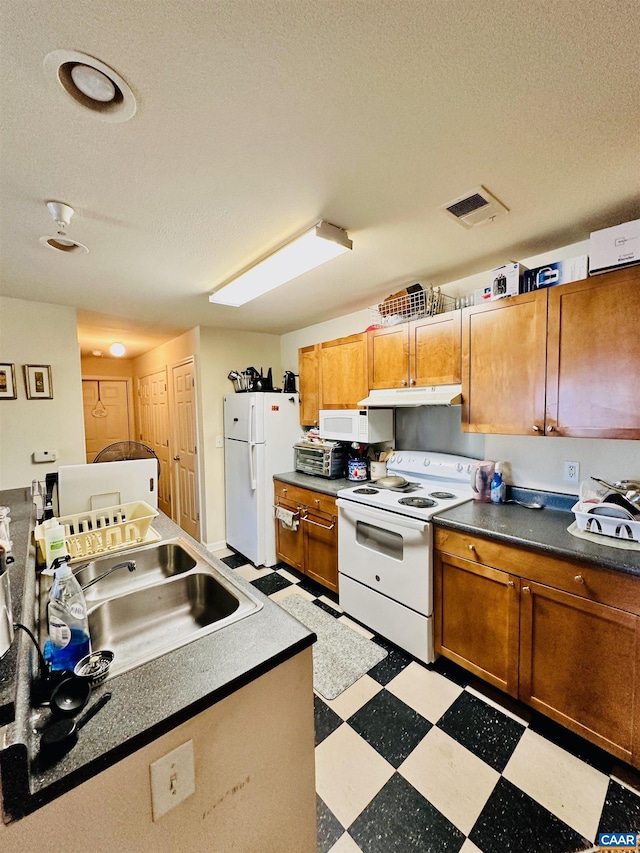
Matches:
[336,451,476,663]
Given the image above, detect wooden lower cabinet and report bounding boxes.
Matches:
[434,553,520,697]
[274,481,338,593]
[434,527,640,766]
[519,581,639,762]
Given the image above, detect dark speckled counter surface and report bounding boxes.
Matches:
[0,488,315,821]
[433,491,640,578]
[274,470,351,496]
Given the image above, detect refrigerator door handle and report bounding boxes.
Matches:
[249,442,257,490]
[248,399,256,444]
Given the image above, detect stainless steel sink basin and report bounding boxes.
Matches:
[38,538,263,679]
[74,540,197,603]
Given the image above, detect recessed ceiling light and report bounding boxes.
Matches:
[39,235,89,254]
[109,342,126,357]
[43,49,136,122]
[70,64,116,103]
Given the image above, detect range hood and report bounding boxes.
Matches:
[358,385,463,407]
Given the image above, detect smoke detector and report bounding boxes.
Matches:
[441,186,509,229]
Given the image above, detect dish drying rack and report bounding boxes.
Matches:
[369,286,456,327]
[35,501,160,563]
[572,501,640,543]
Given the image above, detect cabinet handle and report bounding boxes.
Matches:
[532,425,541,432]
[401,379,407,386]
[546,425,555,433]
[522,585,531,594]
[302,516,335,531]
[410,378,416,386]
[574,574,584,584]
[507,580,515,588]
[468,543,475,551]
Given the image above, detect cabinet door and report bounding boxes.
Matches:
[274,496,304,571]
[519,581,639,763]
[546,267,640,439]
[434,551,520,696]
[298,344,320,426]
[367,326,409,389]
[303,507,338,593]
[411,310,462,386]
[461,291,547,435]
[319,334,369,409]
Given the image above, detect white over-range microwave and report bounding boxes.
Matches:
[318,408,394,444]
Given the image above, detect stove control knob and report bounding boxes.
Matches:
[375,575,381,582]
[456,463,463,472]
[423,459,431,467]
[395,455,402,463]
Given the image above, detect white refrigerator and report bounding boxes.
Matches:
[224,392,300,567]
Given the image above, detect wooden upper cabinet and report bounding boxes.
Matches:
[368,326,409,389]
[368,310,462,390]
[319,333,369,409]
[411,311,462,386]
[298,344,320,426]
[546,266,640,439]
[461,291,548,435]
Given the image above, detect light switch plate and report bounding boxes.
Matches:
[150,740,195,821]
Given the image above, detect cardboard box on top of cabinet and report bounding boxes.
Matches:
[523,255,588,292]
[589,219,640,274]
[489,263,527,301]
[474,285,492,305]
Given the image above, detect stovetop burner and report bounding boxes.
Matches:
[398,497,437,508]
[429,491,457,500]
[353,487,379,494]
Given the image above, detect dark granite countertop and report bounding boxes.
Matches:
[273,471,352,497]
[433,491,640,578]
[0,490,315,821]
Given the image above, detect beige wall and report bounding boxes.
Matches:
[199,327,282,547]
[81,356,135,379]
[280,240,639,493]
[0,649,316,853]
[0,297,85,489]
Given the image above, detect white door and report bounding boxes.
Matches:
[82,380,131,463]
[138,370,171,516]
[224,438,265,565]
[171,359,199,539]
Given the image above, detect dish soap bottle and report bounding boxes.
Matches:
[490,462,506,504]
[46,554,91,671]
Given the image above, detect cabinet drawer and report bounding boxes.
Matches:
[434,526,640,616]
[274,482,337,516]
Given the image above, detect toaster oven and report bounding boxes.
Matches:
[294,442,347,479]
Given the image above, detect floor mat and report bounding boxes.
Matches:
[279,593,387,700]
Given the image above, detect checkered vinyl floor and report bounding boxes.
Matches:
[215,548,640,853]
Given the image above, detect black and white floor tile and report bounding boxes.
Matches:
[214,547,640,853]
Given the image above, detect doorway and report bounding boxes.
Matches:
[171,358,200,540]
[138,369,171,517]
[82,379,134,463]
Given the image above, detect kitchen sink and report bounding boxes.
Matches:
[73,540,197,603]
[38,538,263,679]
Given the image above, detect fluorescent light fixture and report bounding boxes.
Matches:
[209,221,352,307]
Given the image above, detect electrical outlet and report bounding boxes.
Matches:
[150,740,195,821]
[564,460,580,483]
[215,435,223,448]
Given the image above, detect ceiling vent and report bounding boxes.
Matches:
[441,186,509,229]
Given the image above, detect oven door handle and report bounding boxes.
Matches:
[336,499,429,532]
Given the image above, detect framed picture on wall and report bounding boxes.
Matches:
[23,364,53,399]
[0,363,17,399]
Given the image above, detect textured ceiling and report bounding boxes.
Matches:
[1,0,639,357]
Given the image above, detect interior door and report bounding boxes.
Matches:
[138,370,171,516]
[171,359,199,539]
[82,380,131,463]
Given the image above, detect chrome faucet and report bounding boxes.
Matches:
[79,560,136,592]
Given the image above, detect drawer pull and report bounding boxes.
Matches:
[574,574,584,584]
[507,580,515,588]
[468,543,475,551]
[302,516,335,531]
[532,425,541,432]
[522,586,531,594]
[282,488,288,494]
[546,424,556,433]
[315,498,320,505]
